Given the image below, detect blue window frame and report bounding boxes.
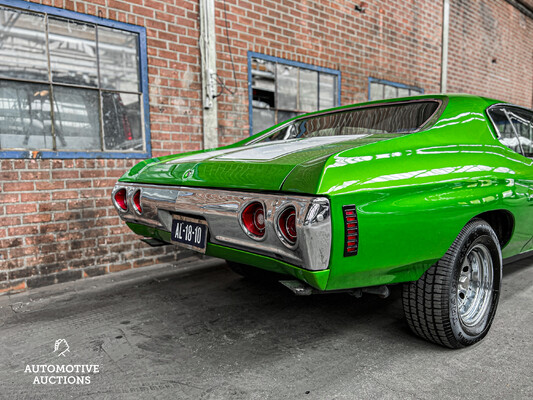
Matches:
[0,0,150,159]
[248,51,341,136]
[368,77,424,101]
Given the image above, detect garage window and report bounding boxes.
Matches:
[369,77,423,101]
[0,1,150,158]
[248,52,341,135]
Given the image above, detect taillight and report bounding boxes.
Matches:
[241,202,265,239]
[277,206,297,246]
[343,205,358,256]
[114,188,128,211]
[133,190,142,214]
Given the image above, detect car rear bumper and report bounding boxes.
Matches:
[113,183,332,271]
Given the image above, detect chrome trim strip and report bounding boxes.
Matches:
[113,183,332,271]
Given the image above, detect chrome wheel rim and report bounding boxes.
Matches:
[457,243,493,327]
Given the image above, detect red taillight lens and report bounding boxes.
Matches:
[114,188,128,211]
[278,206,297,245]
[241,202,265,238]
[343,205,358,256]
[133,190,142,214]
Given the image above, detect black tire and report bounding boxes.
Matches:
[402,219,502,348]
[226,261,288,282]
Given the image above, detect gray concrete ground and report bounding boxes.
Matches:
[0,256,531,400]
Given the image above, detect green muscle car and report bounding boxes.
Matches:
[112,94,533,348]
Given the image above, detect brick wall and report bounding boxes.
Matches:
[447,0,533,107]
[0,0,532,293]
[0,158,188,293]
[0,0,204,293]
[213,0,444,145]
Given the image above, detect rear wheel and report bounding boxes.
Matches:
[226,261,288,282]
[402,219,502,348]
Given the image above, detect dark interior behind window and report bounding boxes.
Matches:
[259,101,439,142]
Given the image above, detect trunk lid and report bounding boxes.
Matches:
[123,134,400,192]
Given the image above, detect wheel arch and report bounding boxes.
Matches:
[472,209,514,249]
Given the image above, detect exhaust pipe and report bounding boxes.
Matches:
[280,280,390,298]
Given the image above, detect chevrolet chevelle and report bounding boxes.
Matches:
[112,94,533,348]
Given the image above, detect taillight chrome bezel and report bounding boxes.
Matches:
[113,187,128,212]
[275,205,298,249]
[132,188,143,215]
[239,200,267,241]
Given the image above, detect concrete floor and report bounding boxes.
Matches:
[0,257,531,400]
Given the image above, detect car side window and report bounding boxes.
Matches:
[489,106,533,157]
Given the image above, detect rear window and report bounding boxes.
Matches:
[257,100,440,142]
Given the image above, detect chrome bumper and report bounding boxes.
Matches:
[113,183,331,271]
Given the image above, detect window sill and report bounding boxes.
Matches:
[0,150,151,159]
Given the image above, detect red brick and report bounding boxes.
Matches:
[35,181,64,191]
[0,193,20,203]
[20,192,51,202]
[23,214,52,224]
[109,262,132,273]
[52,191,79,200]
[0,281,26,294]
[6,204,38,215]
[3,182,34,192]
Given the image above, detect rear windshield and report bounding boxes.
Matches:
[257,101,440,142]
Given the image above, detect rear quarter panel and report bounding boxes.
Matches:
[320,99,533,290]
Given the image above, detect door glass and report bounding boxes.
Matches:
[508,109,533,157]
[489,106,533,156]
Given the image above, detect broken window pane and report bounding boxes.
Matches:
[251,57,338,135]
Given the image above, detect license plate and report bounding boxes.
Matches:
[170,216,208,253]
